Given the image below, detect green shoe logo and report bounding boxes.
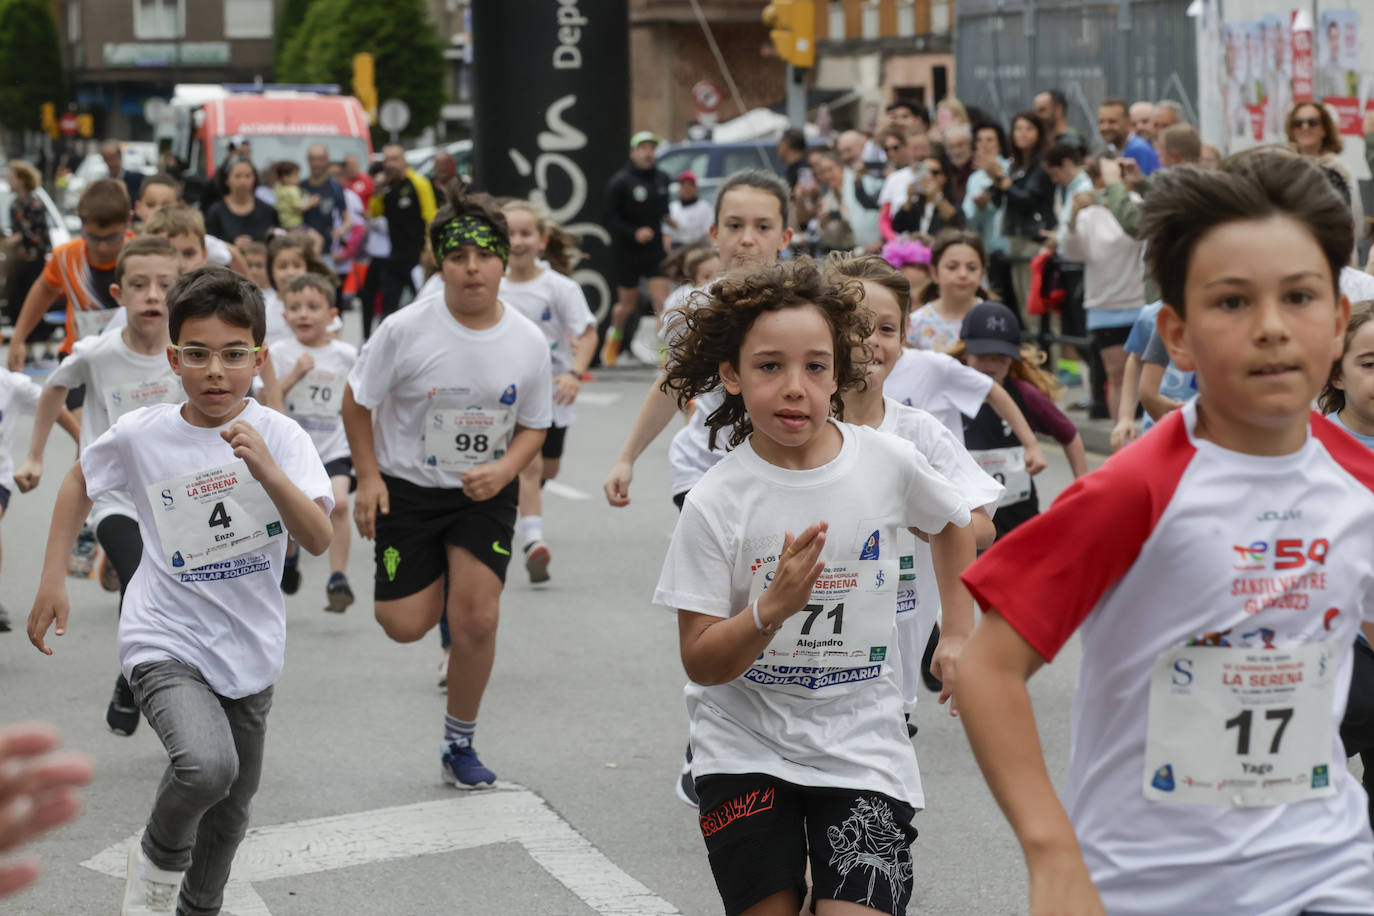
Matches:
[383,546,401,582]
[491,540,510,557]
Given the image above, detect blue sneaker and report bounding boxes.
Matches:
[441,742,496,789]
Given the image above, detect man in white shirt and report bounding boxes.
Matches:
[665,171,713,248]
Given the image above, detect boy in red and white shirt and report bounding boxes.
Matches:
[957,153,1374,915]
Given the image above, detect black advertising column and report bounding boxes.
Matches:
[471,0,630,322]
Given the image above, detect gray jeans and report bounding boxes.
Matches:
[128,659,273,916]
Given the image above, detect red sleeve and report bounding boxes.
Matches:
[962,410,1196,660]
[1312,411,1374,492]
[1010,378,1078,444]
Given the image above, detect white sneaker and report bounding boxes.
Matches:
[121,843,182,915]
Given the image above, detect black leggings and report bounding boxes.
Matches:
[96,515,142,611]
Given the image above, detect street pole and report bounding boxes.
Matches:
[786,65,806,128]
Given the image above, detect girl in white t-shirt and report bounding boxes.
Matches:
[906,229,990,351]
[264,234,331,347]
[499,201,598,583]
[655,256,976,916]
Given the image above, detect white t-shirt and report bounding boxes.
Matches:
[964,401,1374,915]
[347,290,553,489]
[206,234,233,267]
[654,421,972,808]
[659,283,727,497]
[269,337,358,464]
[906,303,969,352]
[667,198,713,247]
[883,348,993,437]
[48,331,185,525]
[0,370,42,495]
[262,288,290,346]
[876,397,1003,712]
[83,400,332,698]
[499,269,597,427]
[1340,266,1374,302]
[878,166,917,210]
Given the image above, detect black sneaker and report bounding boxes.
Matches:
[921,623,943,694]
[107,673,140,736]
[280,554,301,595]
[674,744,699,808]
[325,572,354,613]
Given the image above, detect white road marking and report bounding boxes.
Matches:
[82,784,680,916]
[543,480,592,501]
[576,391,622,407]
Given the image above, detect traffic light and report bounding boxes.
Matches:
[353,52,378,123]
[40,102,57,139]
[763,1,815,68]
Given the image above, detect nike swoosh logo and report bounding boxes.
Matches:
[491,541,510,557]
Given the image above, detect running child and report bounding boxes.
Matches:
[683,246,721,292]
[950,302,1087,539]
[881,235,932,299]
[15,235,187,736]
[1317,297,1374,830]
[132,174,180,228]
[343,182,551,787]
[269,273,358,610]
[655,256,977,916]
[0,371,77,633]
[604,168,793,510]
[264,233,332,347]
[26,265,332,916]
[906,229,990,352]
[499,200,597,582]
[829,252,1003,720]
[957,153,1374,915]
[240,241,270,292]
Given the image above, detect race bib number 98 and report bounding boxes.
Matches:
[748,560,895,670]
[423,406,511,471]
[1143,642,1338,807]
[145,461,285,571]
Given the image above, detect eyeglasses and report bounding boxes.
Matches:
[1292,117,1322,129]
[171,345,261,369]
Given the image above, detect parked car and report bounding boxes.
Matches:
[411,140,472,182]
[654,141,782,205]
[60,143,159,211]
[0,177,74,314]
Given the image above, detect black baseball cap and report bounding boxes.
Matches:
[961,302,1022,358]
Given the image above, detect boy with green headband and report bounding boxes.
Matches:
[343,184,551,788]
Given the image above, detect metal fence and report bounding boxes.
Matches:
[955,0,1198,137]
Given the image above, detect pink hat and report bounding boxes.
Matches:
[882,237,932,269]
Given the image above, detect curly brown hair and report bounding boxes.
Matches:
[660,257,872,450]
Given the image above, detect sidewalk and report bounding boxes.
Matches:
[1054,379,1116,456]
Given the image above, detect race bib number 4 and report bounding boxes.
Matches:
[971,447,1030,505]
[106,378,180,422]
[145,462,285,571]
[423,407,511,471]
[1143,642,1339,807]
[286,370,344,421]
[748,561,895,669]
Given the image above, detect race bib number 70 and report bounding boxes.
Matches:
[145,461,285,571]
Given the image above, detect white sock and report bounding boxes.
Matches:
[520,515,544,545]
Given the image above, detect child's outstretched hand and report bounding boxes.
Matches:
[26,586,70,656]
[757,523,828,626]
[221,421,279,483]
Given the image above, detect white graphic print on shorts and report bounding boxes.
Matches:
[827,796,913,907]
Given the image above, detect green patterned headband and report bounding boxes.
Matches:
[431,214,509,264]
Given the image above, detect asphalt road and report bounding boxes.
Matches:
[2,332,1093,916]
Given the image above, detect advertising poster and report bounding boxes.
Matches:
[1290,9,1313,104]
[1261,14,1293,139]
[1316,9,1361,135]
[1221,24,1252,140]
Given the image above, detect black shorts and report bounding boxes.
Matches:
[0,483,9,513]
[1090,324,1132,351]
[696,773,917,916]
[323,456,357,493]
[613,244,667,289]
[541,424,568,460]
[372,474,518,600]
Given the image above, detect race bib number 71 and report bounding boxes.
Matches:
[748,560,895,669]
[145,461,285,571]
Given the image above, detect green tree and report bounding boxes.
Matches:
[0,0,65,134]
[274,0,319,71]
[278,0,444,137]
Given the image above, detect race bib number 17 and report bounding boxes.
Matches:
[145,461,284,571]
[1143,642,1338,807]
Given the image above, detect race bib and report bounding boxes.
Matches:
[423,406,512,471]
[1143,642,1339,807]
[748,560,896,669]
[106,378,180,422]
[971,447,1030,506]
[286,369,344,421]
[145,462,285,571]
[73,307,117,339]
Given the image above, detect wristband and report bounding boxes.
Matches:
[752,601,780,637]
